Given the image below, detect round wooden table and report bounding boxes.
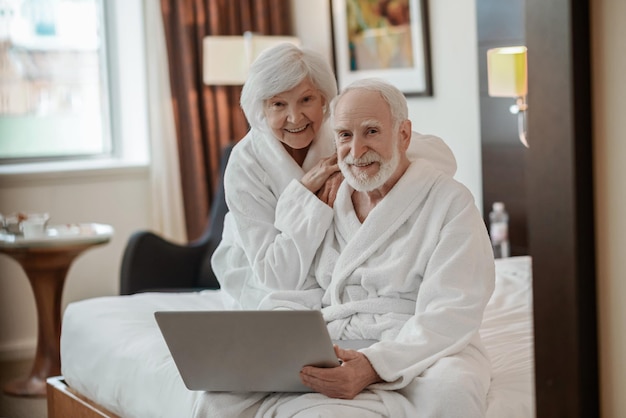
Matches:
[0,223,113,397]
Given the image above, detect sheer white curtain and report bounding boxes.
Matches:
[142,0,187,243]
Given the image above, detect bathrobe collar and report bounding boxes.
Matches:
[251,123,335,193]
[332,161,442,282]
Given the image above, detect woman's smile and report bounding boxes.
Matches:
[285,123,310,134]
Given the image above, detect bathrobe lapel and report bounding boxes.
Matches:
[331,162,442,289]
[252,124,335,194]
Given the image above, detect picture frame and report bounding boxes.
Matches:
[330,0,433,96]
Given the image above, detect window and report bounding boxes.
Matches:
[0,0,111,162]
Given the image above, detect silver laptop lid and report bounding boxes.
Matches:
[154,310,340,392]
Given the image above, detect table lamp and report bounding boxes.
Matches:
[203,32,300,86]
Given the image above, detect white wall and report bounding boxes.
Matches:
[291,0,483,205]
[592,0,626,416]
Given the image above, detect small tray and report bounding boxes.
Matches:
[0,223,114,248]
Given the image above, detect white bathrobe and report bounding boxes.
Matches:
[315,160,495,390]
[211,126,458,310]
[196,159,495,417]
[211,125,336,310]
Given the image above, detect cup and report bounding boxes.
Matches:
[4,213,26,235]
[21,214,50,238]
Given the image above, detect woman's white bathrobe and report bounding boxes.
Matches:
[211,127,458,310]
[196,159,495,417]
[211,125,337,309]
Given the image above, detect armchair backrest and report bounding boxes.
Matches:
[197,142,235,288]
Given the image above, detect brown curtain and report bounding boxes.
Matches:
[160,0,293,241]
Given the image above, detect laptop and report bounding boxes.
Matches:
[155,310,346,392]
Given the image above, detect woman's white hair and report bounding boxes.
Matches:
[330,78,409,130]
[240,43,338,132]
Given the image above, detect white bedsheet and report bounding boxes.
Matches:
[60,256,535,417]
[482,256,535,418]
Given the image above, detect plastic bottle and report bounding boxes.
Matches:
[489,202,510,258]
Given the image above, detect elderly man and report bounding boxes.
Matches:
[199,79,495,417]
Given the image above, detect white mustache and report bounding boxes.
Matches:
[342,151,382,166]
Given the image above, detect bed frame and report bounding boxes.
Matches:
[47,376,119,418]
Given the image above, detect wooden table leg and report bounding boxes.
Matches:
[2,249,84,397]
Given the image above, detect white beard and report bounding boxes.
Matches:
[339,139,400,192]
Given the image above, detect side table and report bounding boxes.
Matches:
[0,223,113,397]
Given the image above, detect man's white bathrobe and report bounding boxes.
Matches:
[211,126,457,310]
[196,159,496,417]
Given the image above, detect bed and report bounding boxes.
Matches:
[47,256,535,418]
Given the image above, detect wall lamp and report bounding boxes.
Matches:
[487,46,528,147]
[203,32,300,86]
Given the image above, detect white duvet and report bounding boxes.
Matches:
[60,256,535,417]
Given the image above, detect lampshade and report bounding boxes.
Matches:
[203,33,300,85]
[487,46,528,97]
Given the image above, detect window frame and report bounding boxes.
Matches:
[0,0,150,176]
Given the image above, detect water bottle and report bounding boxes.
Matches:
[489,202,510,258]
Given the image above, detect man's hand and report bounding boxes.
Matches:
[300,345,382,399]
[316,171,344,207]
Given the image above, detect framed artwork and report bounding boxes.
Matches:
[330,0,433,96]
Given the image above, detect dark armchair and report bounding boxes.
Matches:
[119,143,234,295]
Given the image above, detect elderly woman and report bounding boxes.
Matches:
[212,44,457,310]
[211,43,340,310]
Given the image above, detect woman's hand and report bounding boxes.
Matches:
[301,154,340,195]
[316,171,344,207]
[299,345,382,399]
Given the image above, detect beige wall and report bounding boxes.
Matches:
[592,0,626,416]
[0,168,152,358]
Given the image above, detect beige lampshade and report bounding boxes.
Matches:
[203,33,300,85]
[487,46,528,97]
